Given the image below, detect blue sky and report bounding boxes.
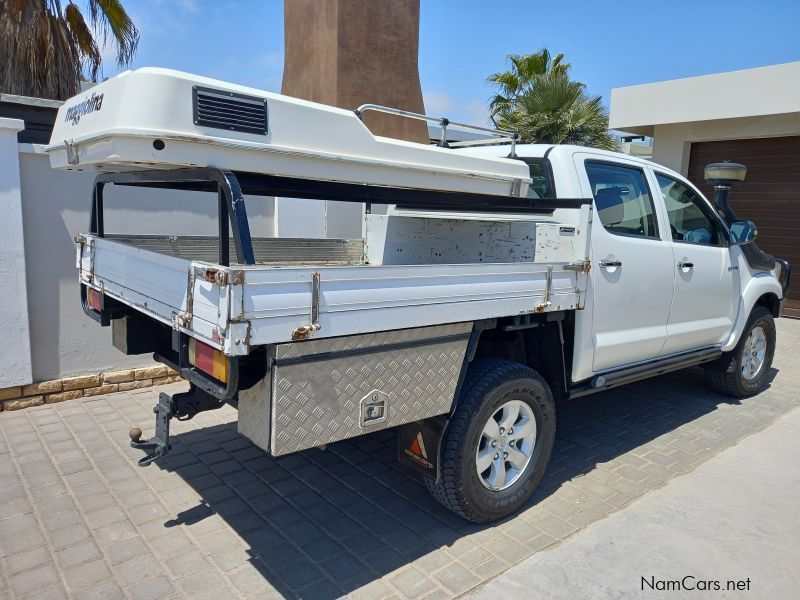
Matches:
[102,0,800,125]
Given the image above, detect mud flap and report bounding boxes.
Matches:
[397,417,444,479]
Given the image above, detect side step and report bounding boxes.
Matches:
[569,347,722,399]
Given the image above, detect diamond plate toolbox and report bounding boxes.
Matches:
[268,322,472,456]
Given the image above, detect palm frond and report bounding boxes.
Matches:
[0,1,80,98]
[86,0,139,67]
[518,49,550,80]
[487,49,614,150]
[65,2,101,80]
[487,71,520,101]
[488,94,513,117]
[0,0,139,99]
[549,53,571,76]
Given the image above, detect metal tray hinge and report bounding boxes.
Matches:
[564,260,591,272]
[535,266,553,313]
[291,271,322,340]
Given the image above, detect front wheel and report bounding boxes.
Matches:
[705,306,776,398]
[424,359,556,523]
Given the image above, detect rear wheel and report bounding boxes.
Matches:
[705,306,776,398]
[424,359,556,523]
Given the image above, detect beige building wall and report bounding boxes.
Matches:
[651,113,800,175]
[609,61,800,173]
[611,62,800,134]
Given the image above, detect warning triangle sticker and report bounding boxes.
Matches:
[409,432,427,459]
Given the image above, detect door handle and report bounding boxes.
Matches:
[678,261,694,269]
[599,260,622,268]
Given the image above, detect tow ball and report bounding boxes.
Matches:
[129,392,174,467]
[129,385,228,467]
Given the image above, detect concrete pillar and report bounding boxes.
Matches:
[0,118,33,389]
[282,0,427,143]
[277,0,427,239]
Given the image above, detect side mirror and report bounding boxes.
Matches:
[730,220,758,245]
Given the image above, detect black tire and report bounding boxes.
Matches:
[705,306,776,398]
[424,358,556,523]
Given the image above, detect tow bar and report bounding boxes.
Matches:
[129,384,229,467]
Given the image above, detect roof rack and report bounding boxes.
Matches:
[354,104,518,156]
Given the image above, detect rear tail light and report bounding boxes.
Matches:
[189,338,229,383]
[87,287,103,312]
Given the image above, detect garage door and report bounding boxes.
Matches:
[688,136,800,318]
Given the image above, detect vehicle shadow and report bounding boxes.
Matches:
[153,365,778,598]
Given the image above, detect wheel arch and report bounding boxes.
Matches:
[721,274,783,351]
[467,312,571,400]
[755,291,781,318]
[428,314,568,484]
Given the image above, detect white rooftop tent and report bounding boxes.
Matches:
[46,68,531,201]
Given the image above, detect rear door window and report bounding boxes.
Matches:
[585,161,660,239]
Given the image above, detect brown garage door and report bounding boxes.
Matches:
[688,136,800,318]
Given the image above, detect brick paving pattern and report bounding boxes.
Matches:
[1,319,798,599]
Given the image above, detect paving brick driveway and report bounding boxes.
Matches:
[1,319,798,600]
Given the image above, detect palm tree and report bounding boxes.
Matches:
[0,0,139,100]
[488,49,617,151]
[488,49,570,117]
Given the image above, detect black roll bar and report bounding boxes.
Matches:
[91,168,256,266]
[89,168,592,270]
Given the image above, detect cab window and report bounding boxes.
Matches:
[656,174,724,246]
[522,159,554,199]
[585,161,659,239]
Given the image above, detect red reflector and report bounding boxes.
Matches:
[188,338,229,383]
[192,340,216,374]
[87,288,102,312]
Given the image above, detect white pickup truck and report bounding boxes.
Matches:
[47,68,790,523]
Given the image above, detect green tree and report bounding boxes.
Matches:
[489,48,617,151]
[0,0,139,100]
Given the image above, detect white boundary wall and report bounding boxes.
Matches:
[0,119,33,388]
